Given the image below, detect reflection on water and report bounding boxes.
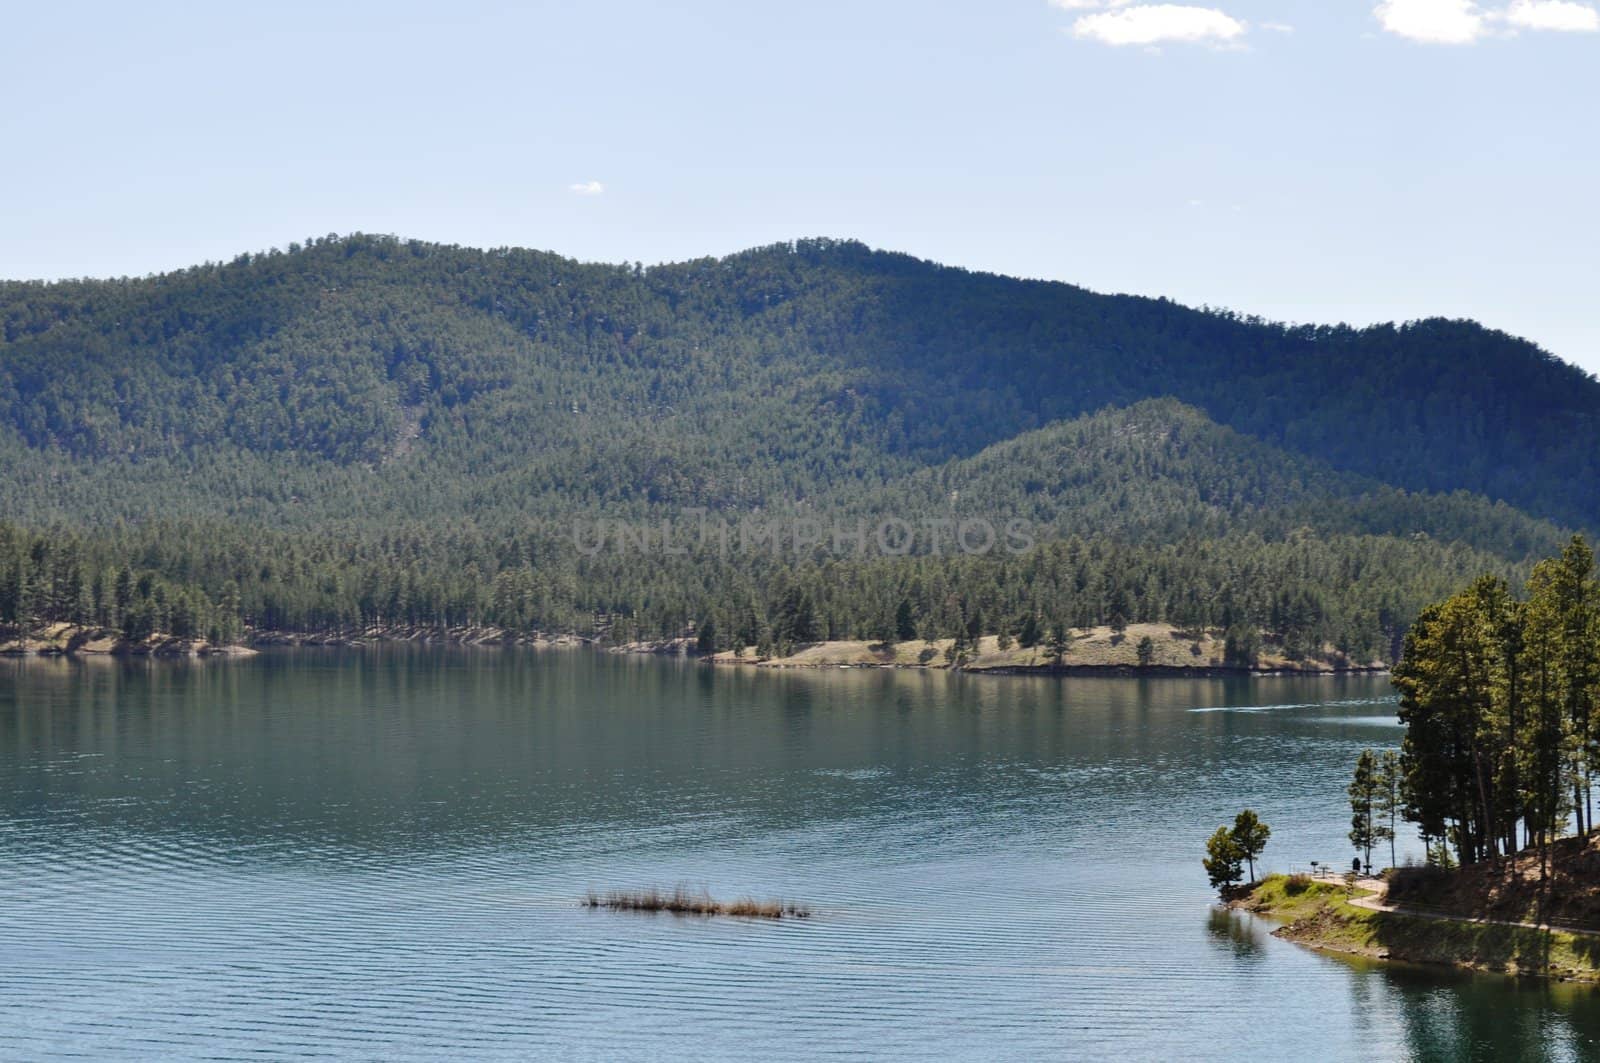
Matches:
[1205,908,1269,963]
[0,649,1596,1060]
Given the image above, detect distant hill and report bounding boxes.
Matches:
[853,398,1566,558]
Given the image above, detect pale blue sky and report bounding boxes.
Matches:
[4,1,1597,370]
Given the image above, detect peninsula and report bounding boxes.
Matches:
[1235,836,1600,983]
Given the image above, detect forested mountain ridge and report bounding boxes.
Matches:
[2,233,1598,529]
[0,234,1593,660]
[852,399,1567,559]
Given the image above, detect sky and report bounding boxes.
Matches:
[3,0,1597,372]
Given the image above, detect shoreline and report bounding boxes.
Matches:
[697,658,1387,679]
[620,625,1388,678]
[249,626,592,650]
[1232,874,1600,983]
[0,623,259,659]
[3,622,1389,677]
[0,623,596,659]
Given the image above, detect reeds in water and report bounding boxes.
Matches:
[583,885,809,920]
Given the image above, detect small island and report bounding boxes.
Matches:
[584,887,810,920]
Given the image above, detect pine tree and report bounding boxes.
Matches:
[0,558,23,626]
[1377,750,1401,871]
[1349,750,1383,871]
[1203,826,1244,894]
[1231,809,1271,883]
[1048,622,1069,664]
[696,617,718,656]
[1223,624,1259,669]
[895,598,917,642]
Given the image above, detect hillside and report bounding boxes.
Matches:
[0,235,1592,657]
[852,398,1566,558]
[1385,836,1600,933]
[1236,872,1600,984]
[2,235,1598,529]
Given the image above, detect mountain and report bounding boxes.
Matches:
[0,234,1591,657]
[2,233,1597,529]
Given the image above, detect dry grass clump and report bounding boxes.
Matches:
[583,885,810,920]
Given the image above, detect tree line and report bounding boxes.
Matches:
[0,514,1531,668]
[1390,535,1600,876]
[0,524,240,644]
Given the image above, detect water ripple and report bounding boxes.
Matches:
[0,654,1593,1061]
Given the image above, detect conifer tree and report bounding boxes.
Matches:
[1348,750,1385,871]
[1203,826,1244,894]
[1231,810,1271,884]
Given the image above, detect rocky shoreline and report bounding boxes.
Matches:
[1,622,593,659]
[248,626,593,650]
[0,623,257,658]
[4,621,1388,677]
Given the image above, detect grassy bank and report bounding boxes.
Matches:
[1235,874,1600,982]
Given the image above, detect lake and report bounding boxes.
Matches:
[2,649,1597,1061]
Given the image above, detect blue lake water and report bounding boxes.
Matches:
[1,650,1596,1061]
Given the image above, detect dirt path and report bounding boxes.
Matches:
[1316,872,1600,937]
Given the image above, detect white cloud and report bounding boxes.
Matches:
[1374,0,1488,43]
[1072,4,1247,46]
[1503,0,1600,30]
[1374,0,1599,41]
[568,180,604,196]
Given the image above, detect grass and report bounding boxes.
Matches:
[1237,874,1600,982]
[583,886,810,920]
